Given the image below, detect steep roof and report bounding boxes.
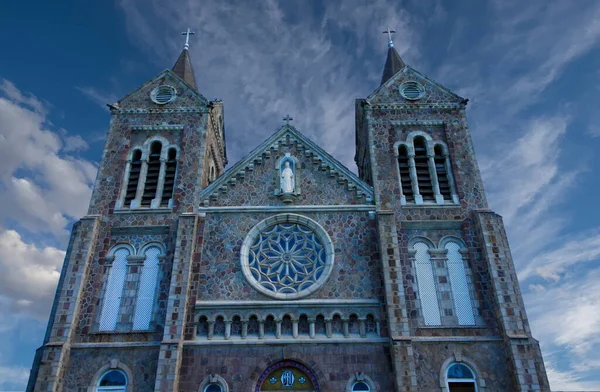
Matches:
[380,46,406,86]
[172,48,198,92]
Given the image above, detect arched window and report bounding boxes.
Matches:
[332,314,343,336]
[204,385,223,392]
[315,314,326,336]
[413,137,434,202]
[97,369,127,391]
[99,247,130,331]
[264,315,276,337]
[413,241,441,326]
[365,314,377,336]
[397,144,413,202]
[125,150,142,207]
[198,316,209,337]
[445,241,475,325]
[446,363,477,392]
[214,316,225,338]
[231,315,242,337]
[132,245,161,330]
[348,314,360,335]
[434,144,451,201]
[352,381,371,391]
[141,141,162,206]
[281,315,293,337]
[248,315,259,338]
[298,314,309,336]
[161,147,177,206]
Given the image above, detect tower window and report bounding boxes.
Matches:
[99,247,130,331]
[397,145,413,202]
[445,241,475,325]
[132,246,161,330]
[97,369,127,391]
[161,148,177,206]
[434,145,451,201]
[124,150,142,207]
[413,137,434,202]
[413,241,441,326]
[141,141,162,206]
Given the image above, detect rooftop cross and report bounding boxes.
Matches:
[182,28,195,50]
[383,26,396,48]
[283,114,294,125]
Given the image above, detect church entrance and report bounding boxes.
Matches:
[255,360,320,392]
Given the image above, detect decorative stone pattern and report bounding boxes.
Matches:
[178,344,394,391]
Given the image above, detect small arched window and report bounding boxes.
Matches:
[264,315,276,337]
[447,363,477,392]
[214,316,226,338]
[413,137,434,202]
[298,314,309,336]
[315,314,326,336]
[352,381,371,391]
[141,141,162,206]
[281,315,293,336]
[247,315,259,337]
[204,385,223,392]
[161,148,177,206]
[125,150,142,207]
[198,316,209,337]
[231,315,242,337]
[99,247,130,331]
[132,245,161,330]
[413,241,441,326]
[397,144,413,202]
[97,369,127,391]
[332,314,343,336]
[445,241,475,325]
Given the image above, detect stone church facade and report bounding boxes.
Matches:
[28,35,550,392]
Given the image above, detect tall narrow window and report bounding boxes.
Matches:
[132,246,161,330]
[124,150,142,207]
[397,144,413,202]
[99,247,129,331]
[413,241,441,325]
[413,137,434,201]
[434,145,451,201]
[445,242,475,325]
[142,141,162,206]
[161,148,177,206]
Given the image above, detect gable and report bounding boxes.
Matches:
[367,66,466,106]
[110,70,209,111]
[199,126,374,207]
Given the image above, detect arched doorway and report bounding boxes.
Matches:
[255,360,320,392]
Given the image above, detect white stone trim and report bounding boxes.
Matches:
[198,205,375,213]
[198,374,229,392]
[88,361,134,392]
[345,373,377,392]
[439,357,486,392]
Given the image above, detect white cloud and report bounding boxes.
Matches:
[0,80,96,240]
[0,230,64,319]
[0,364,30,391]
[75,86,119,109]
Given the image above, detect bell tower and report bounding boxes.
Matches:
[355,29,550,391]
[28,30,227,391]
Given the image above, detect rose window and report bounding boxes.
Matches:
[241,214,334,299]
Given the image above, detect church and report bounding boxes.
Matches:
[27,28,550,391]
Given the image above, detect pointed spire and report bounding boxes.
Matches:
[172,28,198,91]
[380,27,406,86]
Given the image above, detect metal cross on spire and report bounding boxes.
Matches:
[182,28,195,50]
[283,114,294,125]
[383,26,396,48]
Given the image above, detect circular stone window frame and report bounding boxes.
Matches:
[240,214,335,300]
[399,81,426,101]
[150,85,177,105]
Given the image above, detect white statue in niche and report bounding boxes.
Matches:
[280,161,295,193]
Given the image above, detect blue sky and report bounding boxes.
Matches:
[0,0,599,390]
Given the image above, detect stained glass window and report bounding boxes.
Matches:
[447,363,474,379]
[241,215,334,299]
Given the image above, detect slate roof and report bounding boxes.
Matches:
[380,46,406,86]
[172,48,198,92]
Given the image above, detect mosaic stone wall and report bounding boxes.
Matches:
[61,347,159,391]
[197,211,382,301]
[412,341,512,391]
[178,343,394,391]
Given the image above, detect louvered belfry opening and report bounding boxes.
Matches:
[434,144,451,200]
[125,150,142,207]
[413,137,434,201]
[142,141,162,206]
[161,148,177,206]
[397,145,413,202]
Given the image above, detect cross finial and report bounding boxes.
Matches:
[283,114,293,125]
[182,28,195,50]
[383,26,396,48]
